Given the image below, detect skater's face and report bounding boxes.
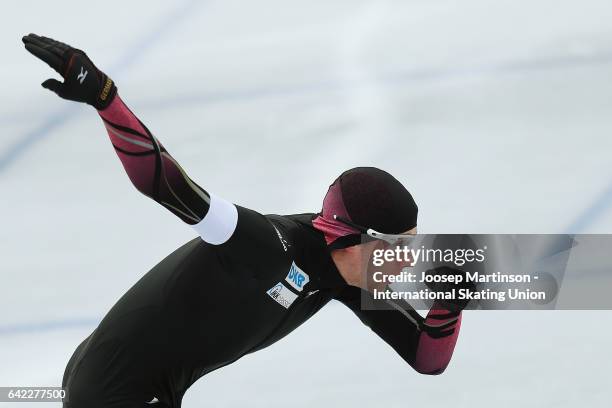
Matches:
[330,224,418,290]
[362,228,417,290]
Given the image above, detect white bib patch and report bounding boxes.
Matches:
[266,282,298,309]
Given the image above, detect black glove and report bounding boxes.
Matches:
[22,33,117,110]
[423,266,477,313]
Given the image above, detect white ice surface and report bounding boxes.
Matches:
[1,0,611,407]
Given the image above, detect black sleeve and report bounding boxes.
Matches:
[334,286,424,366]
[334,286,462,372]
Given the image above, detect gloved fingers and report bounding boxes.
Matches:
[22,34,57,52]
[37,34,67,44]
[22,33,45,46]
[23,34,72,60]
[38,35,73,53]
[41,78,65,96]
[24,43,64,74]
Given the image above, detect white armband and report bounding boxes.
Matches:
[191,193,238,245]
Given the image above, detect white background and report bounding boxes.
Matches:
[0,0,611,406]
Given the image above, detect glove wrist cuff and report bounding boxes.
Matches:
[93,74,117,110]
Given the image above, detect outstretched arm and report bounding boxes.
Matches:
[335,286,462,375]
[98,95,210,224]
[22,34,237,244]
[98,96,238,243]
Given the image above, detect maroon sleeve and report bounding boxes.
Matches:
[413,308,462,374]
[98,95,211,224]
